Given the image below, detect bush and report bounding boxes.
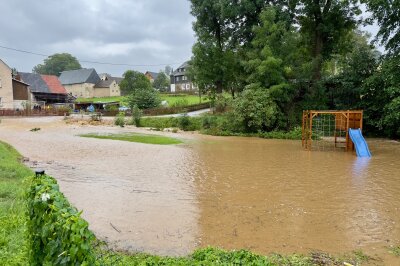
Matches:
[127,88,161,110]
[233,89,277,132]
[27,174,96,265]
[213,94,232,113]
[130,105,143,127]
[114,112,125,127]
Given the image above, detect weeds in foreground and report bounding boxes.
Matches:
[389,246,400,256]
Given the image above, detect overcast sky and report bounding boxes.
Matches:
[0,1,381,77]
[0,0,195,76]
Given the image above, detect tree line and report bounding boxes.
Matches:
[188,0,400,138]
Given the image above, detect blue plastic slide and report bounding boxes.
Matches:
[348,128,372,157]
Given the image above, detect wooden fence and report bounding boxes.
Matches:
[0,109,67,117]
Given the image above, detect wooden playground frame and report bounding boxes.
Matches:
[302,110,363,151]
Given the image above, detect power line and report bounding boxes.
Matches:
[0,44,182,67]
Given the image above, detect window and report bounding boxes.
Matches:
[183,76,187,81]
[176,76,180,82]
[0,78,2,88]
[0,97,2,105]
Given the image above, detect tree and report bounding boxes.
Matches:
[164,65,172,75]
[324,31,380,109]
[33,53,81,76]
[190,0,238,94]
[363,0,400,55]
[120,70,153,95]
[361,56,400,138]
[153,72,170,92]
[120,70,160,110]
[294,0,361,89]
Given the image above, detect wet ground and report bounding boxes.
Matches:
[0,117,399,263]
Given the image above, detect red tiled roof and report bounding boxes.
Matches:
[41,75,67,94]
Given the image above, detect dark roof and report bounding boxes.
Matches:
[41,75,67,94]
[59,68,100,85]
[172,61,189,76]
[145,71,159,80]
[19,72,51,93]
[94,76,123,88]
[18,72,67,94]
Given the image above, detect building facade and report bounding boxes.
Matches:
[59,68,101,98]
[170,61,196,92]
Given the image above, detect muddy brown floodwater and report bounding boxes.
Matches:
[0,117,399,263]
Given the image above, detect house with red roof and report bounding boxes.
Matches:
[18,72,73,104]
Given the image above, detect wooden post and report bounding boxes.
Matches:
[309,111,313,150]
[345,110,350,151]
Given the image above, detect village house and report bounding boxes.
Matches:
[93,76,123,97]
[59,68,101,98]
[170,61,196,92]
[144,71,159,83]
[18,72,70,104]
[0,59,31,109]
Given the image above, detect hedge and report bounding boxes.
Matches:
[27,174,96,265]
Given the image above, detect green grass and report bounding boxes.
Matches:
[160,94,209,107]
[76,96,124,103]
[80,133,183,145]
[75,94,209,107]
[0,142,31,265]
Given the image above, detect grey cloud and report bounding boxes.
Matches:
[0,0,195,76]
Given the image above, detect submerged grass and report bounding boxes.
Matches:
[80,133,183,145]
[0,141,31,265]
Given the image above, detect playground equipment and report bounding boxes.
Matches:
[302,110,371,157]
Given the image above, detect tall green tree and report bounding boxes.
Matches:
[120,70,160,110]
[32,53,81,76]
[294,0,361,88]
[324,31,380,109]
[190,0,231,94]
[363,0,400,55]
[153,72,170,92]
[361,56,400,138]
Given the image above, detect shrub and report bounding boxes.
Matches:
[27,175,96,265]
[114,112,125,127]
[127,88,161,110]
[131,105,143,127]
[213,94,232,113]
[233,89,277,132]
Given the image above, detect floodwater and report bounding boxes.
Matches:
[0,117,399,263]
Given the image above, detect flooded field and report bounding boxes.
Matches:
[0,117,399,263]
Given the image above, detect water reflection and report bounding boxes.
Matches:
[192,137,400,257]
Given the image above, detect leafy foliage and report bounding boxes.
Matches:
[114,112,125,127]
[120,70,161,109]
[363,0,400,55]
[27,174,96,265]
[153,72,170,92]
[0,142,31,265]
[32,53,81,76]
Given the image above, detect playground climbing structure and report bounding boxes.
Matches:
[302,110,365,153]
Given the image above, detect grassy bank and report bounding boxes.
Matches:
[0,142,31,265]
[80,133,183,145]
[76,94,209,107]
[139,115,303,140]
